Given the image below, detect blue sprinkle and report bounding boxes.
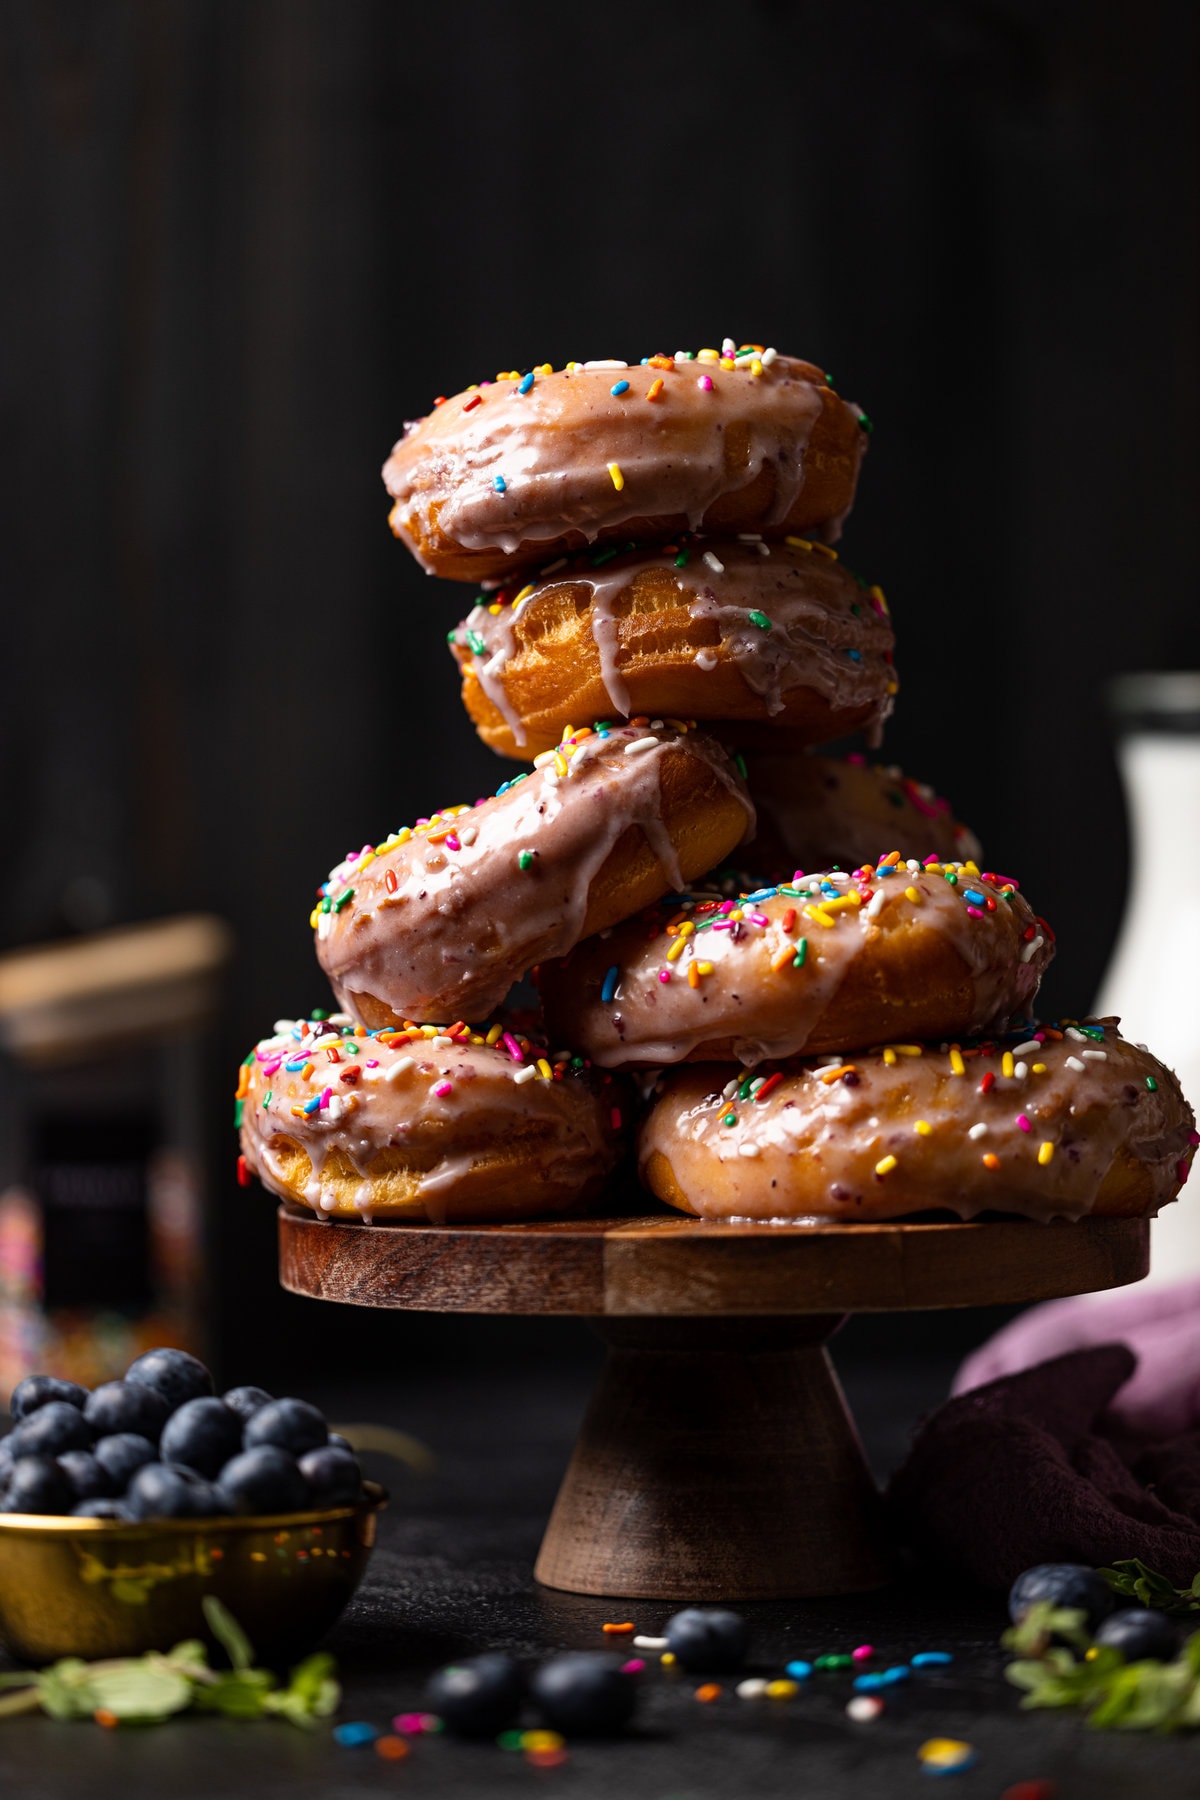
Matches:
[846,648,862,661]
[879,1665,910,1685]
[785,1660,813,1680]
[820,880,840,896]
[333,1721,380,1747]
[875,865,896,877]
[518,372,535,395]
[610,379,630,396]
[601,965,620,1004]
[742,887,779,903]
[302,1096,321,1116]
[493,475,507,492]
[963,889,986,905]
[284,1059,307,1072]
[852,1673,886,1692]
[911,1651,953,1668]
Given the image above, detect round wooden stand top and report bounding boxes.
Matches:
[278,1204,1149,1317]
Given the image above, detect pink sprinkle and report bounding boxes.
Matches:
[658,969,672,983]
[847,753,865,766]
[749,912,770,926]
[365,1059,379,1067]
[1016,1114,1031,1132]
[1034,1032,1047,1043]
[611,1108,623,1130]
[852,1644,874,1662]
[793,869,806,881]
[711,920,733,932]
[433,1080,453,1098]
[345,849,359,862]
[719,899,735,914]
[621,1659,646,1675]
[445,833,461,851]
[1189,1131,1200,1146]
[922,855,939,866]
[258,1056,282,1075]
[966,904,983,918]
[393,1713,427,1735]
[502,1031,525,1063]
[697,374,713,391]
[318,1086,333,1109]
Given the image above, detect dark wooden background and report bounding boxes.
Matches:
[3,0,1197,1377]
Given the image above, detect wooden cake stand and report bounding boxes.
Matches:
[279,1203,1148,1601]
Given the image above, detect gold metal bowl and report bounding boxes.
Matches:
[0,1482,386,1664]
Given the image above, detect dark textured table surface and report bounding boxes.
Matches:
[1,1323,1194,1799]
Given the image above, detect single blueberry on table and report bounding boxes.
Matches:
[93,1433,158,1489]
[57,1451,116,1502]
[125,1462,221,1520]
[222,1385,273,1422]
[1008,1564,1115,1631]
[84,1380,171,1443]
[74,1497,133,1520]
[298,1445,362,1507]
[2,1455,74,1515]
[530,1653,637,1735]
[242,1398,327,1458]
[424,1653,524,1736]
[8,1400,93,1459]
[218,1447,309,1516]
[125,1348,214,1410]
[160,1398,243,1478]
[663,1607,749,1672]
[9,1375,89,1420]
[327,1433,353,1453]
[1094,1608,1179,1662]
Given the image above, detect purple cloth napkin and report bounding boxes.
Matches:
[887,1344,1200,1589]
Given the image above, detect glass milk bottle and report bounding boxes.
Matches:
[1093,673,1200,1283]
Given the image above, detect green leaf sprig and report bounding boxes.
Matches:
[1098,1559,1200,1615]
[0,1598,339,1729]
[1002,1599,1200,1733]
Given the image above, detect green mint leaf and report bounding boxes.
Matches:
[201,1597,254,1672]
[193,1672,275,1720]
[87,1662,193,1722]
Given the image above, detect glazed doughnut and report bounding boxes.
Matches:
[313,721,754,1029]
[540,859,1054,1068]
[449,538,896,760]
[743,752,981,880]
[238,1012,629,1224]
[383,346,868,583]
[638,1020,1198,1224]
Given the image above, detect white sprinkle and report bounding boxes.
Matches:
[866,889,887,918]
[1066,1027,1088,1041]
[309,1034,340,1051]
[458,825,478,847]
[760,346,778,366]
[673,351,691,362]
[326,1096,344,1122]
[755,541,770,554]
[328,1012,353,1026]
[968,1123,989,1141]
[633,1635,668,1651]
[738,1142,761,1158]
[1082,1048,1107,1060]
[1065,1055,1086,1072]
[543,769,560,786]
[650,718,665,729]
[1020,935,1045,963]
[737,533,763,542]
[702,551,725,574]
[847,1695,883,1722]
[906,859,920,872]
[1010,1039,1041,1057]
[624,736,659,755]
[431,1035,455,1049]
[272,1018,298,1035]
[384,1057,415,1082]
[1136,1042,1149,1051]
[583,359,628,369]
[514,1065,537,1084]
[737,1679,768,1699]
[722,1077,740,1099]
[533,749,557,767]
[1014,1061,1028,1080]
[694,650,719,671]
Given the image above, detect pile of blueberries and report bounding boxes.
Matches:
[0,1348,365,1520]
[1009,1563,1182,1662]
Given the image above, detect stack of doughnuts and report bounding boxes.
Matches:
[238,340,1196,1228]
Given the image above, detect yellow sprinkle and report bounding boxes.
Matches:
[554,752,568,778]
[868,583,889,614]
[784,535,813,551]
[1038,1141,1055,1166]
[1032,1062,1047,1074]
[521,1730,564,1751]
[765,1679,798,1698]
[608,461,625,491]
[811,541,838,560]
[875,1155,898,1177]
[661,1652,677,1667]
[822,893,862,913]
[770,945,795,973]
[513,584,535,605]
[905,885,922,905]
[893,1044,924,1056]
[1002,1052,1015,1078]
[535,363,552,375]
[949,1048,966,1077]
[805,905,835,929]
[536,1058,553,1081]
[719,356,735,370]
[697,961,713,975]
[886,681,899,695]
[750,359,763,377]
[963,861,980,875]
[914,1120,932,1136]
[697,348,720,363]
[883,1047,897,1066]
[647,377,664,400]
[666,935,689,963]
[309,908,319,928]
[488,602,502,614]
[485,1023,503,1045]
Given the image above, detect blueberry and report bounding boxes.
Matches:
[1008,1564,1115,1631]
[9,1375,89,1420]
[1,1455,74,1515]
[160,1398,243,1478]
[74,1497,133,1520]
[8,1400,93,1459]
[93,1433,158,1489]
[125,1462,221,1520]
[125,1348,213,1411]
[57,1451,116,1502]
[84,1381,171,1443]
[0,1436,14,1478]
[530,1653,637,1735]
[1094,1608,1179,1662]
[298,1446,362,1507]
[327,1433,353,1453]
[217,1447,308,1516]
[242,1398,327,1458]
[424,1653,524,1736]
[663,1607,749,1672]
[223,1385,273,1422]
